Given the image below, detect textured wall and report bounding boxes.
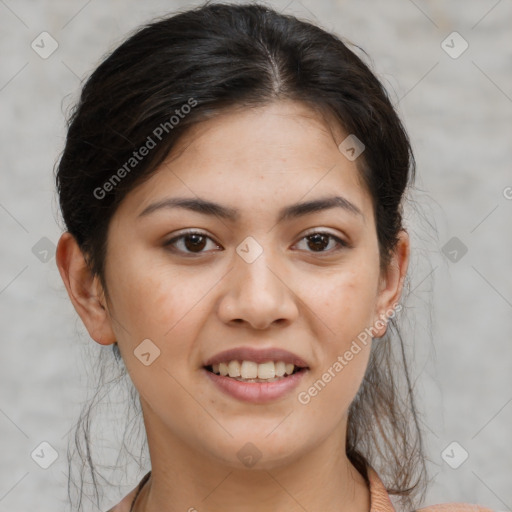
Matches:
[0,1,511,511]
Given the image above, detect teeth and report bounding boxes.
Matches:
[228,360,241,377]
[241,361,258,379]
[209,360,300,380]
[275,361,286,377]
[219,362,228,376]
[257,361,275,379]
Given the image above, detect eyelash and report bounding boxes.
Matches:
[163,229,349,256]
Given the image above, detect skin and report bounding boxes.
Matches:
[56,99,409,512]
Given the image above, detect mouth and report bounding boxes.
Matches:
[203,362,307,383]
[202,362,309,404]
[201,347,310,402]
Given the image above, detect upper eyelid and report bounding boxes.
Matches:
[295,231,349,249]
[166,229,220,244]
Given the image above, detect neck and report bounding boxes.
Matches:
[134,409,370,512]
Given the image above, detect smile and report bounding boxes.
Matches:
[206,360,300,381]
[203,364,309,403]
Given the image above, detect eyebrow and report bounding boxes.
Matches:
[137,195,364,223]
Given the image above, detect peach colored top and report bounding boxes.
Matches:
[106,465,495,512]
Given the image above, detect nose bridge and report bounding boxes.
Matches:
[234,240,282,301]
[218,237,298,328]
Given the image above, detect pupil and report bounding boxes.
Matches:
[185,234,206,252]
[308,233,328,251]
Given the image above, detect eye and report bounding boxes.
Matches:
[294,231,349,253]
[163,230,222,255]
[163,229,349,256]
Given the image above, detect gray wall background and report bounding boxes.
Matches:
[1,0,511,511]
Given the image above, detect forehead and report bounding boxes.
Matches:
[171,100,348,168]
[116,100,373,221]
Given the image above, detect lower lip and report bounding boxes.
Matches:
[203,368,308,404]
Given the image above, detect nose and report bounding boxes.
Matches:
[217,249,299,330]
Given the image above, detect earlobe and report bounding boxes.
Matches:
[55,232,116,346]
[373,230,410,337]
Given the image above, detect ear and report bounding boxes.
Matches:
[55,232,116,346]
[372,229,410,338]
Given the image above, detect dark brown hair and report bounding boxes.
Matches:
[55,2,430,511]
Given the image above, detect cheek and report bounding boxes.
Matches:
[311,265,379,340]
[310,346,371,428]
[298,271,376,422]
[107,251,218,347]
[104,247,173,337]
[310,260,378,410]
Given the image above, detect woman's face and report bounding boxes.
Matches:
[63,100,408,471]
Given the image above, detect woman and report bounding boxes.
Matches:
[54,3,494,511]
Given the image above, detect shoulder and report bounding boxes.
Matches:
[416,503,496,512]
[104,485,139,512]
[365,463,495,512]
[105,471,151,512]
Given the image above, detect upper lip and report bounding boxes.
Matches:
[203,347,309,368]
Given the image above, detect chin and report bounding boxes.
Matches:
[207,436,309,472]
